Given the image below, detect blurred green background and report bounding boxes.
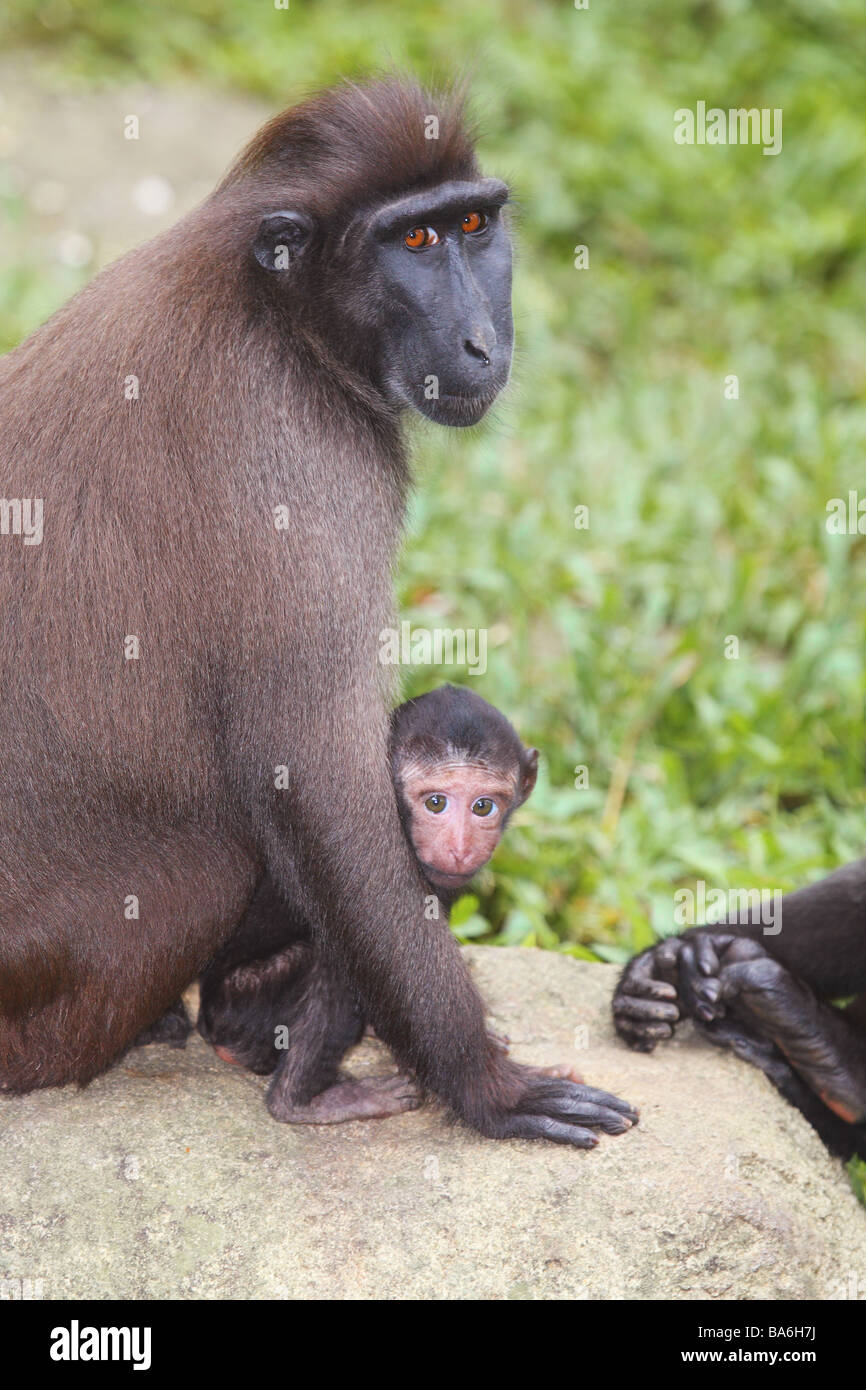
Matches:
[1,0,864,963]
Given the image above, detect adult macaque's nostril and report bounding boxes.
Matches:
[464,337,491,366]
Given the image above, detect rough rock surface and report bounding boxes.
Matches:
[1,948,863,1300]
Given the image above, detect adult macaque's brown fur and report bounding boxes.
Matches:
[0,79,636,1143]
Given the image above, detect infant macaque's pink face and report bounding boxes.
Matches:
[399,761,518,892]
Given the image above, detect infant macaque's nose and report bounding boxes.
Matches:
[446,844,477,873]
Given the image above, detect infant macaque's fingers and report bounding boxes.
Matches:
[270,1073,422,1125]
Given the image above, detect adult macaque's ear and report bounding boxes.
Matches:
[253,211,315,271]
[521,748,539,802]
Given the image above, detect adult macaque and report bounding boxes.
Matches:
[195,685,543,1123]
[0,78,636,1147]
[613,860,866,1156]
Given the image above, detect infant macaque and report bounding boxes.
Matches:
[190,686,540,1122]
[390,682,538,900]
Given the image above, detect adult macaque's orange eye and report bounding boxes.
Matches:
[404,225,439,250]
[461,211,487,234]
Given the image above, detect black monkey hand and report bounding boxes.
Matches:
[612,938,684,1050]
[613,929,745,1047]
[478,1060,639,1148]
[673,934,816,1035]
[692,937,866,1124]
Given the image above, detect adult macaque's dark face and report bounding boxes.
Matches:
[399,761,518,891]
[369,178,513,426]
[253,178,512,428]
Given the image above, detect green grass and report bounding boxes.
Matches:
[849,1155,866,1206]
[1,0,864,963]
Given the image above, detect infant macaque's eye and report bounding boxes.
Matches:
[424,794,447,813]
[472,798,496,817]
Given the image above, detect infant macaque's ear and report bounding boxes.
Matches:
[521,749,539,802]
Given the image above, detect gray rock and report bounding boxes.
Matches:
[1,948,863,1300]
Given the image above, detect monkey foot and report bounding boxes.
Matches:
[213,1044,241,1066]
[531,1061,583,1082]
[267,1072,423,1125]
[490,1070,639,1147]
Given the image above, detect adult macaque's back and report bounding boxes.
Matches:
[0,78,636,1145]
